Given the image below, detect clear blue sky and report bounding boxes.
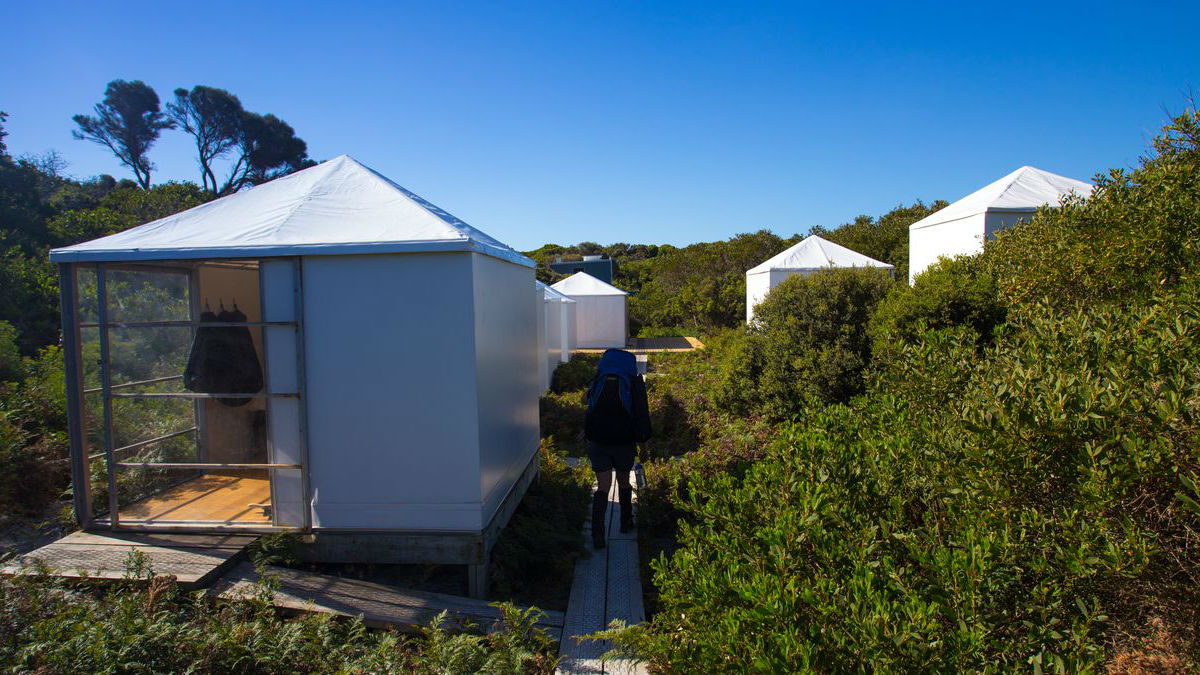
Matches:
[3,1,1196,251]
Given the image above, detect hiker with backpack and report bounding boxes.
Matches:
[583,348,652,549]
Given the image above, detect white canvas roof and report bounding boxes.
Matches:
[909,165,1092,232]
[551,271,628,296]
[747,235,893,275]
[50,155,533,267]
[537,280,576,303]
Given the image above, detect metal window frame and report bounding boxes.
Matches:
[64,258,311,532]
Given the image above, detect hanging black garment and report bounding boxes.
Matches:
[183,306,264,407]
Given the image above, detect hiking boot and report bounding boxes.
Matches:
[619,485,634,532]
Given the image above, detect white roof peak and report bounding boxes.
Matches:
[50,155,532,267]
[550,271,628,296]
[747,235,893,275]
[909,166,1092,232]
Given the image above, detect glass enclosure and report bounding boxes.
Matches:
[64,259,305,529]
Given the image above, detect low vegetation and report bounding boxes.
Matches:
[0,560,557,674]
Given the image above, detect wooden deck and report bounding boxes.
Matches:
[576,336,704,355]
[1,530,257,587]
[557,468,648,675]
[213,562,565,635]
[119,474,271,524]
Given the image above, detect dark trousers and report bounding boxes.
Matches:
[587,441,634,536]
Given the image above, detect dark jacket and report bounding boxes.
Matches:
[584,349,652,445]
[183,307,263,407]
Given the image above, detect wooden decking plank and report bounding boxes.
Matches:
[1,530,256,587]
[213,562,563,633]
[55,531,257,550]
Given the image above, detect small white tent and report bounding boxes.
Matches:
[551,272,628,349]
[746,235,893,323]
[49,155,541,568]
[908,166,1092,283]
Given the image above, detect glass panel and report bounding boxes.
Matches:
[99,261,276,526]
[104,268,191,323]
[76,265,99,326]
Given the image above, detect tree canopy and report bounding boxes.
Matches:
[72,80,172,190]
[168,85,313,195]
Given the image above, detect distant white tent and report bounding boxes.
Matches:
[536,281,577,389]
[908,166,1092,284]
[551,272,627,349]
[746,235,893,323]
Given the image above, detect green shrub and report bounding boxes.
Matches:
[0,346,68,516]
[619,285,1200,671]
[724,268,893,417]
[0,321,21,383]
[869,254,1007,350]
[549,353,600,393]
[489,441,592,609]
[986,108,1200,312]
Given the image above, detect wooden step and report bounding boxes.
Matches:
[2,530,258,588]
[212,562,565,636]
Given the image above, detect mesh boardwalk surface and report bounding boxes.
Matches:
[557,468,648,675]
[212,562,565,634]
[1,530,257,587]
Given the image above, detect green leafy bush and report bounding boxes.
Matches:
[869,254,1007,350]
[0,346,68,516]
[549,353,600,393]
[986,108,1200,312]
[621,288,1200,672]
[722,268,893,417]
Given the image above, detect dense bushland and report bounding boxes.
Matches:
[612,108,1200,673]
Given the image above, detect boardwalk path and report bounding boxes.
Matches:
[557,465,647,675]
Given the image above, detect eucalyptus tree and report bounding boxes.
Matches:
[72,80,172,189]
[168,85,312,195]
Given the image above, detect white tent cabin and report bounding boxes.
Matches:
[537,281,577,387]
[49,156,540,595]
[745,235,894,323]
[908,166,1092,284]
[551,272,629,349]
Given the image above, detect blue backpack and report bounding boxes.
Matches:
[585,349,641,444]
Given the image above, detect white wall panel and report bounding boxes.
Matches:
[909,214,985,284]
[303,253,482,531]
[536,289,549,393]
[745,271,771,324]
[574,295,627,348]
[472,254,540,526]
[563,303,577,357]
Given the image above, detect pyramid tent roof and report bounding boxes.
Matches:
[747,235,893,275]
[550,271,628,296]
[50,155,532,267]
[909,165,1092,232]
[537,280,576,303]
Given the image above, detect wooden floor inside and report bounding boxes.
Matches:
[119,474,272,524]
